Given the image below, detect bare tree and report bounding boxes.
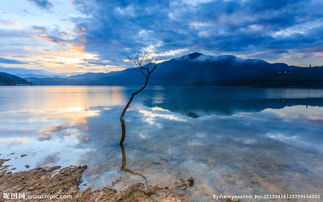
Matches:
[119,51,158,145]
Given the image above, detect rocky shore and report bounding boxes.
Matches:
[0,158,193,201]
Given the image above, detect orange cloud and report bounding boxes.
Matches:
[38,125,74,133]
[72,45,85,52]
[15,36,125,73]
[61,115,87,124]
[0,138,28,145]
[32,34,69,45]
[0,20,20,29]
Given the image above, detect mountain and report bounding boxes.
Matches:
[26,52,323,87]
[94,52,323,87]
[0,72,32,86]
[68,72,108,80]
[0,67,64,78]
[27,72,109,85]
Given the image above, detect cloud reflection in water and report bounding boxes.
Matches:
[0,86,322,199]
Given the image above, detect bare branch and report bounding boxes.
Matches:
[119,50,159,145]
[136,68,148,78]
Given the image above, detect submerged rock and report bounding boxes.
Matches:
[187,177,194,187]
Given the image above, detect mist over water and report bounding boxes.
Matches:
[0,86,322,199]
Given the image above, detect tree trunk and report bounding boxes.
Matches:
[119,73,150,145]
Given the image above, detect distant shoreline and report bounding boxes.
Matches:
[2,84,323,89]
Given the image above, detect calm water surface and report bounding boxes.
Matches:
[0,86,322,200]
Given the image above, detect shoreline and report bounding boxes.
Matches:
[0,158,192,201]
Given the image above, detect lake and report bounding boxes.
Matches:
[0,86,322,200]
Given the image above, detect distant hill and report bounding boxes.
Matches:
[26,52,323,87]
[68,72,108,80]
[0,72,32,86]
[0,67,64,78]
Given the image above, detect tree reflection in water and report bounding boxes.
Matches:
[119,144,152,195]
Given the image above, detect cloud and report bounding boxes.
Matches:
[0,20,20,29]
[71,0,323,66]
[32,34,66,44]
[0,138,28,145]
[115,5,136,17]
[2,0,323,73]
[0,57,27,64]
[31,26,46,33]
[28,0,53,10]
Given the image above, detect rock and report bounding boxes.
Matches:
[176,177,194,190]
[0,159,188,201]
[20,154,27,158]
[0,159,10,165]
[187,177,194,187]
[25,165,30,168]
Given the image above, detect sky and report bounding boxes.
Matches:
[1,0,323,74]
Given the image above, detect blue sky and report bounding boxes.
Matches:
[1,0,323,73]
